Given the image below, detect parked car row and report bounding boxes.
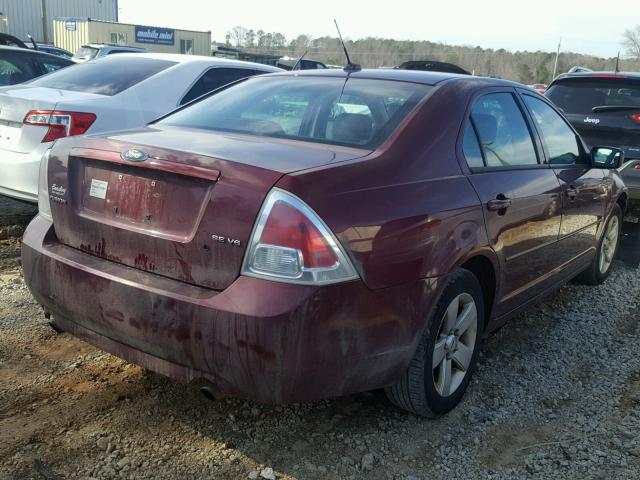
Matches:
[0,53,280,202]
[545,71,640,206]
[3,53,626,417]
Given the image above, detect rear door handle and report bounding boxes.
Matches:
[487,197,512,211]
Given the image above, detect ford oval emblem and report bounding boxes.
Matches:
[121,149,149,163]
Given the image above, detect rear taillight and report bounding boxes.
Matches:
[241,189,359,285]
[24,110,96,143]
[38,149,52,221]
[634,164,640,170]
[632,114,640,124]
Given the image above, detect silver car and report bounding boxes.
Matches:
[0,53,280,202]
[71,43,147,63]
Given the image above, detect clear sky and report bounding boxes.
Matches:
[118,0,639,58]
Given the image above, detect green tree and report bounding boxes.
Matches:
[228,26,247,48]
[518,63,534,84]
[244,29,256,48]
[536,61,550,83]
[623,25,640,58]
[272,33,286,49]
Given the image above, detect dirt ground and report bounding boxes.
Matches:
[1,197,640,480]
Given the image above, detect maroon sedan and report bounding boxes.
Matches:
[22,69,626,417]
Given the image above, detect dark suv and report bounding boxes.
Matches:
[546,72,640,207]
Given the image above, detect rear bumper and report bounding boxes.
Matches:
[0,144,50,203]
[22,215,444,403]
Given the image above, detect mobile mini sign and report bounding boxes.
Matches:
[134,26,175,46]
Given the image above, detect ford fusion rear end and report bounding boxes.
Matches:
[22,74,442,403]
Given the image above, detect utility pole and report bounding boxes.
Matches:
[552,37,561,80]
[615,51,620,73]
[40,0,47,43]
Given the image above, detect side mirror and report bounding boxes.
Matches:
[591,146,624,169]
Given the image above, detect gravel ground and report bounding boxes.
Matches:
[1,196,640,480]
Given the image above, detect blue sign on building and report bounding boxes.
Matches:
[134,26,175,46]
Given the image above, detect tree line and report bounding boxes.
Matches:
[225,25,640,84]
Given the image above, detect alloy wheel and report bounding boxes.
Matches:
[432,293,478,397]
[599,215,619,274]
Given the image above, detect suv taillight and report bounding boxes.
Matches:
[632,114,640,125]
[24,110,96,143]
[241,189,359,285]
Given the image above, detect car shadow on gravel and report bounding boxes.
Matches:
[2,202,640,479]
[0,196,37,228]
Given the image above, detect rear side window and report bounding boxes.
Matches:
[160,76,431,149]
[72,46,98,62]
[462,123,484,168]
[522,95,584,165]
[546,78,640,115]
[0,53,39,85]
[180,67,263,105]
[470,93,539,167]
[27,56,176,95]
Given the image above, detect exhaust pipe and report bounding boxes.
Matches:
[200,383,218,401]
[48,321,64,333]
[45,311,64,334]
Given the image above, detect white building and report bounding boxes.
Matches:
[54,18,212,56]
[0,0,117,44]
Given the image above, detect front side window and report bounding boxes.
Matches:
[160,77,432,149]
[41,60,69,73]
[523,95,583,165]
[27,56,176,95]
[470,92,539,167]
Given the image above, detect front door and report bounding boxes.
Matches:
[462,91,562,317]
[520,93,608,266]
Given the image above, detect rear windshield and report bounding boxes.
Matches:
[27,56,176,96]
[158,76,431,149]
[72,46,98,61]
[546,78,640,114]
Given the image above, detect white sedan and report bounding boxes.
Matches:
[0,53,280,202]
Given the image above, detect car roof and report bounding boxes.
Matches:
[552,71,640,83]
[0,44,72,60]
[90,52,282,71]
[82,43,146,50]
[261,67,521,87]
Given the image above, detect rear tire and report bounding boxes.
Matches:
[385,269,484,417]
[577,204,622,285]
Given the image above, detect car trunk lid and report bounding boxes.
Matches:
[47,126,369,290]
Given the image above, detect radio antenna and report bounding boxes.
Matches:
[333,19,361,72]
[292,50,308,71]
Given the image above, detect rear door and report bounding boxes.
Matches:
[461,89,562,317]
[545,76,640,160]
[521,92,607,265]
